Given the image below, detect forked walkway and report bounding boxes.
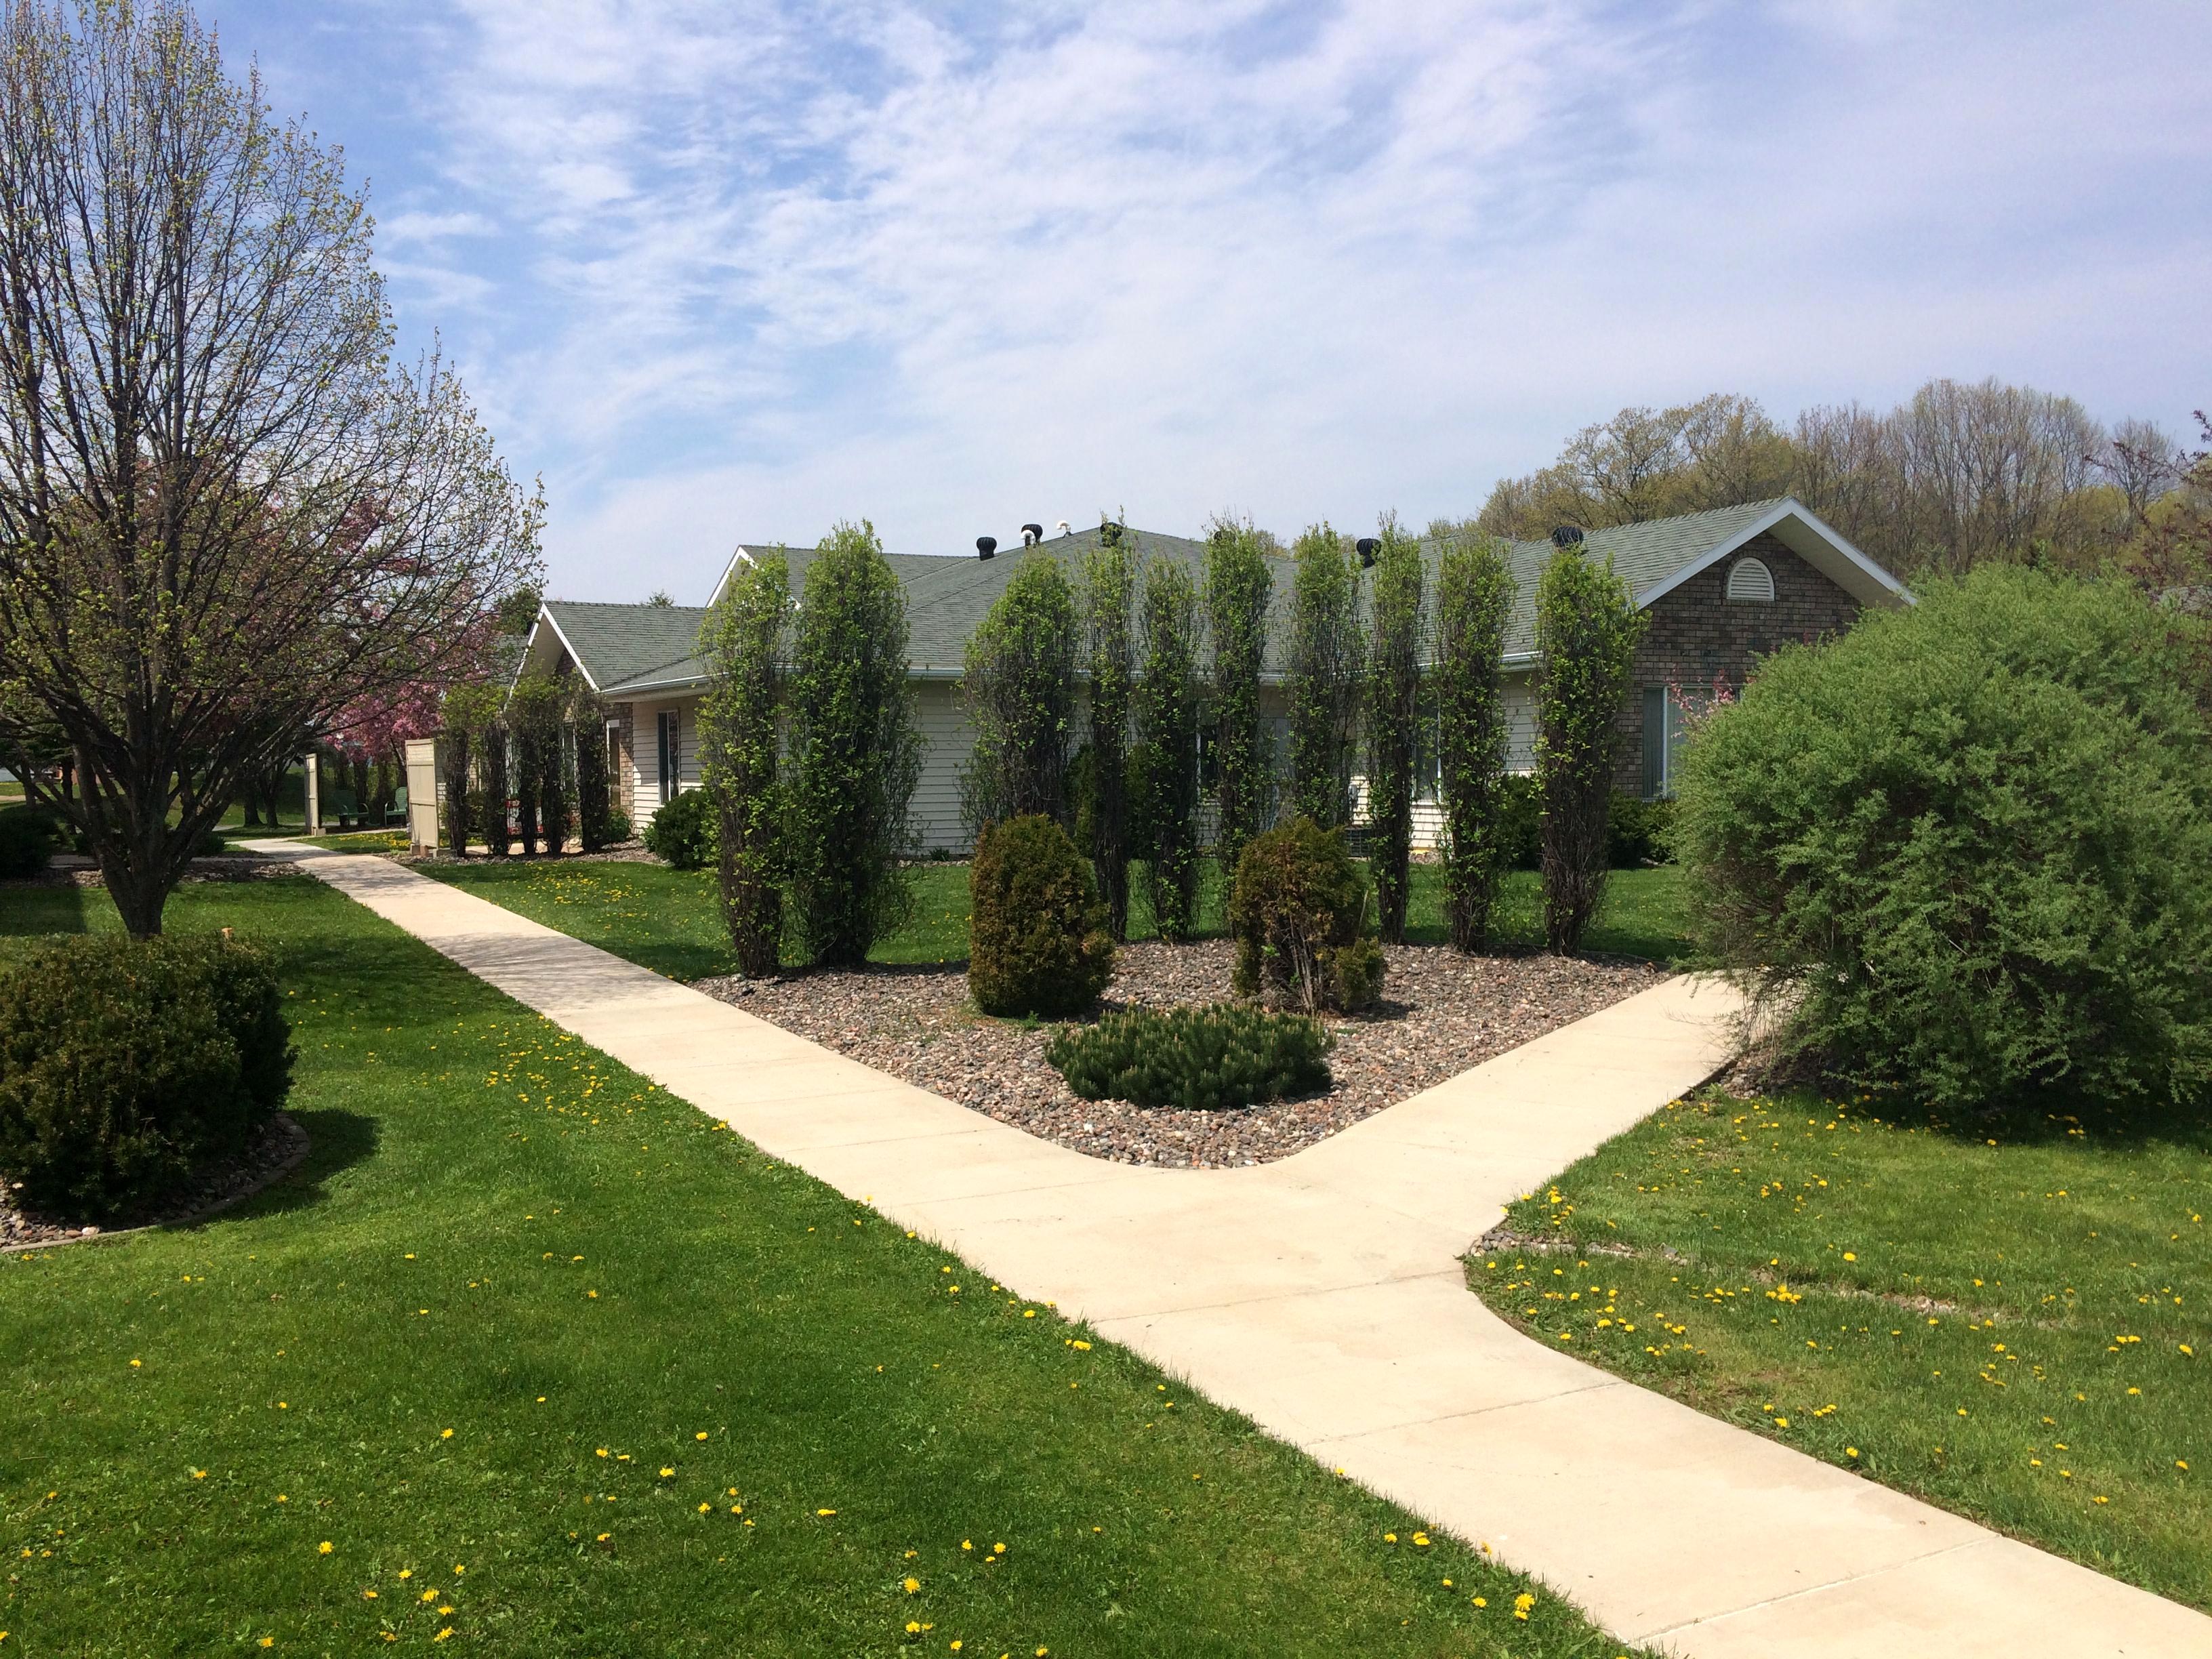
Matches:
[262,846,2212,1659]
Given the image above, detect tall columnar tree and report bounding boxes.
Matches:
[699,548,791,977]
[571,683,612,853]
[960,554,1078,834]
[1081,521,1137,941]
[1204,517,1275,878]
[1365,514,1425,943]
[478,711,512,857]
[1431,524,1517,949]
[1135,557,1202,941]
[439,682,504,857]
[786,522,922,967]
[1287,524,1365,829]
[1534,546,1644,952]
[0,1,543,935]
[506,675,568,856]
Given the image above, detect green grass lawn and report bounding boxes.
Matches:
[424,857,1688,981]
[0,876,1646,1657]
[1466,1086,2211,1611]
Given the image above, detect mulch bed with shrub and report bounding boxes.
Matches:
[1,1109,308,1252]
[699,943,1663,1168]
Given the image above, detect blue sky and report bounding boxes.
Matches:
[216,1,2212,601]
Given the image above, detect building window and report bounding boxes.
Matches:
[1725,556,1775,603]
[1641,687,1689,799]
[656,710,680,803]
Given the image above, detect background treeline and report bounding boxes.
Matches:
[1477,380,2205,580]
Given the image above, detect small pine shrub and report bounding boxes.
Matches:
[969,815,1115,1017]
[1046,1004,1332,1111]
[0,935,293,1219]
[643,787,718,871]
[1606,793,1675,867]
[1228,817,1387,1013]
[0,805,64,878]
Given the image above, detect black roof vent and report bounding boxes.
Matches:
[976,535,998,560]
[1021,523,1044,546]
[1551,525,1584,548]
[1355,536,1380,567]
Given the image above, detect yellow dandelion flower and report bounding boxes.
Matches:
[904,1577,921,1593]
[1513,1592,1535,1620]
[317,1542,333,1555]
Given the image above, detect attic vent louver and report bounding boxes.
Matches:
[977,536,998,560]
[1551,525,1584,549]
[1021,523,1044,546]
[1355,537,1380,568]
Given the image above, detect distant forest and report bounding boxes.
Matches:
[1477,379,2208,583]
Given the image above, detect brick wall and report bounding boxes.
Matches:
[1612,531,1864,793]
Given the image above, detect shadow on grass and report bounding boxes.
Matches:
[0,881,89,937]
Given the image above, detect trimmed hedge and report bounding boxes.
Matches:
[642,786,717,871]
[1046,1004,1332,1111]
[0,935,294,1219]
[1229,817,1386,1013]
[1677,567,2212,1111]
[968,815,1115,1018]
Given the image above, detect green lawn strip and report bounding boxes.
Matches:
[1,878,1645,1657]
[422,857,1687,980]
[1465,1087,2211,1610]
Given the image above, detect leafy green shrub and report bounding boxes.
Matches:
[601,809,632,845]
[1534,546,1644,952]
[194,827,227,857]
[1433,525,1516,948]
[1496,772,1541,870]
[968,815,1115,1017]
[1678,567,2212,1111]
[643,786,717,870]
[1229,817,1387,1012]
[0,804,64,878]
[1046,1004,1331,1111]
[0,935,293,1219]
[1607,793,1675,867]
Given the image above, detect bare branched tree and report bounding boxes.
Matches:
[0,1,543,934]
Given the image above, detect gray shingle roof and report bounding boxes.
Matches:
[544,499,1802,694]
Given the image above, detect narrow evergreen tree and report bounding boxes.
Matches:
[479,714,512,857]
[1365,514,1423,942]
[571,683,611,852]
[700,548,791,977]
[960,555,1078,834]
[1431,523,1516,949]
[1081,521,1136,940]
[787,522,922,967]
[1136,557,1202,941]
[1534,546,1644,951]
[1287,523,1364,828]
[1204,516,1274,879]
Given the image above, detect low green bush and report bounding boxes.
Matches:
[968,815,1114,1017]
[600,808,632,846]
[1496,772,1540,870]
[1677,567,2212,1111]
[642,787,717,870]
[0,934,295,1219]
[1607,792,1675,867]
[1046,1004,1332,1110]
[0,804,64,878]
[1229,817,1387,1012]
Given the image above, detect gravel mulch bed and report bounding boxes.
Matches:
[1,1111,310,1252]
[698,943,1666,1168]
[7,852,307,888]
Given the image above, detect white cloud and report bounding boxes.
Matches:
[255,0,2212,598]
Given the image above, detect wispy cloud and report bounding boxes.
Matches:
[226,0,2212,598]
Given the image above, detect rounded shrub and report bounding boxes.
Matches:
[1046,1004,1332,1111]
[1677,567,2212,1112]
[642,786,718,870]
[0,804,64,878]
[968,815,1115,1017]
[0,934,295,1219]
[1229,817,1387,1013]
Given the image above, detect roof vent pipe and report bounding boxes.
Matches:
[1550,525,1585,548]
[1355,536,1380,568]
[976,535,998,560]
[1021,523,1044,546]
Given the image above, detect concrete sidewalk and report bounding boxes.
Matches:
[258,844,2212,1659]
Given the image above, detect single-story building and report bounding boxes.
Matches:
[518,495,1908,851]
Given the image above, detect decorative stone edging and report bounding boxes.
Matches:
[0,1112,311,1256]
